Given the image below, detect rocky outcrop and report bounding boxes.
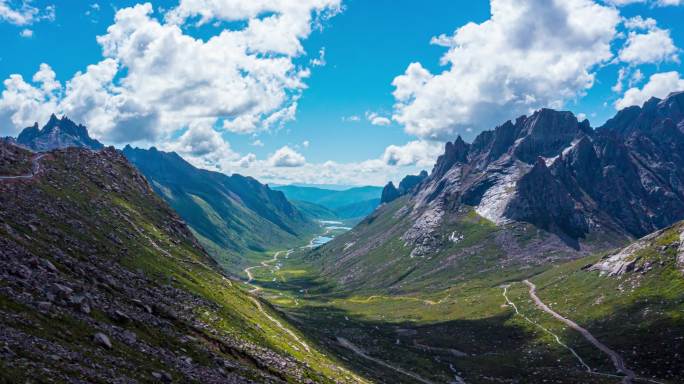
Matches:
[590,221,684,276]
[381,182,401,204]
[504,157,588,238]
[16,114,104,151]
[398,170,429,194]
[381,171,429,204]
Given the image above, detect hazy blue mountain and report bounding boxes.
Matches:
[273,185,382,221]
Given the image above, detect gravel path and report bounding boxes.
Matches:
[523,280,637,384]
[0,154,45,180]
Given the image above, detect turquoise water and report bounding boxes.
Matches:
[310,235,333,247]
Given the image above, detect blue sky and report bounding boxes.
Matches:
[1,0,683,185]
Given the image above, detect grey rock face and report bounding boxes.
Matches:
[16,114,104,152]
[389,91,684,257]
[380,170,428,204]
[504,157,588,238]
[381,182,401,204]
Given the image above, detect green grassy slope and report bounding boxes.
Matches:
[304,195,622,295]
[246,217,683,383]
[289,200,340,221]
[123,146,318,275]
[0,144,365,384]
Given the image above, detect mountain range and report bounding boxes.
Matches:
[308,92,684,293]
[0,141,356,383]
[14,114,104,152]
[122,146,318,274]
[1,92,683,383]
[272,185,383,223]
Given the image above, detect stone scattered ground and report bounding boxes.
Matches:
[0,143,362,384]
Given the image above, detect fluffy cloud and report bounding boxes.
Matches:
[381,140,442,167]
[0,0,55,26]
[618,26,678,65]
[366,111,391,126]
[615,71,684,109]
[203,138,438,186]
[0,0,339,154]
[392,0,620,140]
[226,157,426,186]
[623,16,656,30]
[269,146,306,167]
[0,64,60,133]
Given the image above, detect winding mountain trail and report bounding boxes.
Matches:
[249,296,312,353]
[242,250,316,353]
[522,280,637,384]
[348,292,451,306]
[244,250,290,293]
[0,153,46,181]
[336,337,438,384]
[502,284,592,372]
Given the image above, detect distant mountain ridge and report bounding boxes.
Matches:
[380,170,428,204]
[7,115,318,275]
[308,91,684,293]
[273,185,383,222]
[16,114,104,151]
[123,146,317,273]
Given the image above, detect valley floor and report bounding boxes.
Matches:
[242,230,684,384]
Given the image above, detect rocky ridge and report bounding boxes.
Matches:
[380,171,428,204]
[0,142,357,383]
[309,92,684,292]
[16,114,104,152]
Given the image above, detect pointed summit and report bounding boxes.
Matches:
[432,136,470,180]
[15,114,104,152]
[380,182,400,204]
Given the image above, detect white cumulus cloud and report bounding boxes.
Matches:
[615,71,684,109]
[269,146,306,167]
[381,140,442,167]
[0,0,55,26]
[618,27,679,65]
[391,0,620,140]
[0,0,340,161]
[366,111,391,126]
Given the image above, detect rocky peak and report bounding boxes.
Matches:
[600,92,684,136]
[512,109,585,164]
[380,182,400,204]
[504,156,588,239]
[381,171,429,204]
[432,136,470,180]
[399,170,428,192]
[16,115,104,152]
